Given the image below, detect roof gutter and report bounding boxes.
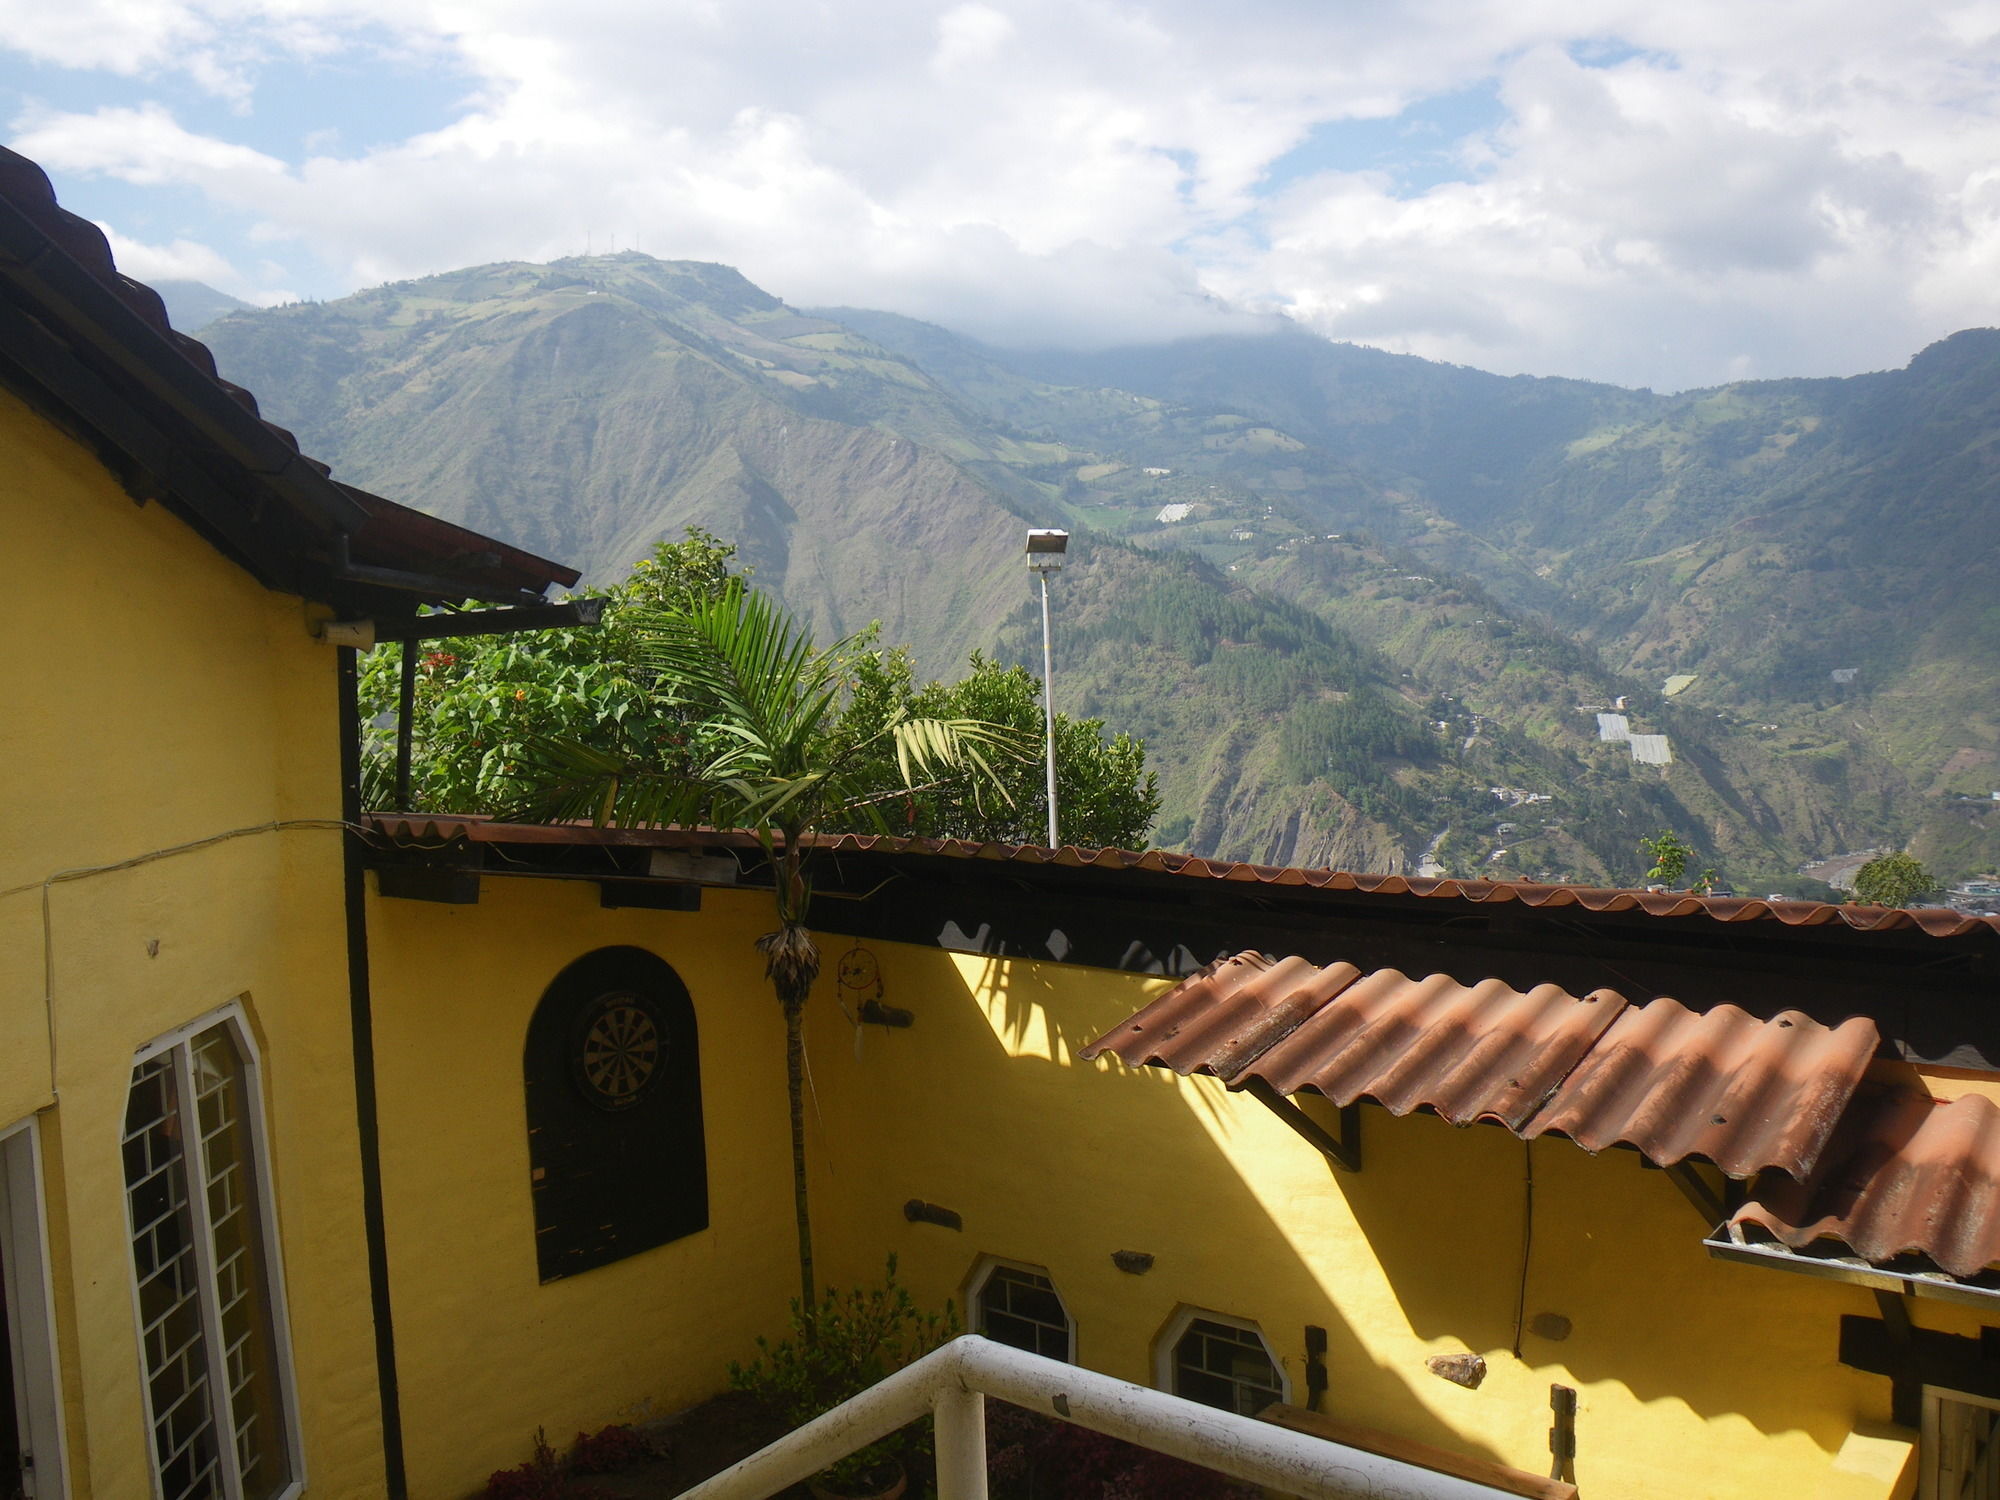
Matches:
[367,598,607,644]
[1704,1230,2000,1309]
[327,536,550,609]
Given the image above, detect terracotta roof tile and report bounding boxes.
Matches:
[1731,1091,2000,1278]
[1077,953,1362,1076]
[1222,970,1625,1131]
[1523,1000,1879,1179]
[1081,952,1882,1179]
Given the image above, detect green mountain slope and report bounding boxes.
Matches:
[200,256,1992,884]
[204,257,1035,676]
[837,309,1998,881]
[150,278,251,333]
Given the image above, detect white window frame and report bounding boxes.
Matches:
[0,1114,69,1499]
[963,1256,1077,1365]
[120,1001,305,1500]
[1922,1383,2000,1500]
[1153,1306,1291,1413]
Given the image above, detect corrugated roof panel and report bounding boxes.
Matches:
[1731,1092,2000,1278]
[1078,953,1364,1076]
[1522,1001,1879,1179]
[1229,968,1628,1130]
[1080,952,1885,1179]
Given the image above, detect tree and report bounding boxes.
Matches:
[357,529,738,812]
[360,536,1161,847]
[833,649,1160,848]
[1852,852,1939,909]
[513,582,1021,1318]
[1638,830,1695,887]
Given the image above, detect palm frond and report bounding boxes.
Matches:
[507,735,709,829]
[633,585,853,771]
[883,715,1027,815]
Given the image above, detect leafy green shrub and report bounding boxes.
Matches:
[1852,852,1939,909]
[729,1257,958,1494]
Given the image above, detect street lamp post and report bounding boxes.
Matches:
[1025,530,1069,849]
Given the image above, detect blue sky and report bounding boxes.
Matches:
[1257,84,1507,203]
[4,1,1998,390]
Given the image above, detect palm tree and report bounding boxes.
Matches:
[517,582,1018,1316]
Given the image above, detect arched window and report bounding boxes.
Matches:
[525,947,706,1281]
[1155,1308,1288,1416]
[967,1259,1074,1362]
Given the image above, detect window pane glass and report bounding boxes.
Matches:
[190,1029,295,1500]
[124,1054,225,1500]
[977,1267,1071,1362]
[1173,1318,1282,1416]
[125,1024,297,1500]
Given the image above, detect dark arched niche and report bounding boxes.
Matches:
[524,946,708,1281]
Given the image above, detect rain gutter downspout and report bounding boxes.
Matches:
[336,645,409,1500]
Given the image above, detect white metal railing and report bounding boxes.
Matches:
[673,1335,1516,1500]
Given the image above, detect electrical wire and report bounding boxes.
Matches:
[1511,1138,1535,1359]
[3,819,353,1098]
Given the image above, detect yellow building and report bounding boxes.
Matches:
[360,818,1998,1500]
[0,145,580,1500]
[7,140,2000,1500]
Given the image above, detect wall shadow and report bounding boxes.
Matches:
[804,940,1558,1481]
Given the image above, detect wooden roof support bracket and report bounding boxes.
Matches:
[1242,1077,1361,1173]
[1643,1157,1743,1226]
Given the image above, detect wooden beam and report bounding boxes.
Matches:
[1241,1078,1361,1173]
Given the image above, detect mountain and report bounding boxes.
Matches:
[201,257,1038,676]
[831,307,2000,883]
[197,256,1997,886]
[149,279,251,333]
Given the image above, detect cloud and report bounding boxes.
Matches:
[8,0,2000,386]
[94,221,237,281]
[14,102,287,185]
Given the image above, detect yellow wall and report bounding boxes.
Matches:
[365,879,801,1500]
[361,863,1968,1500]
[802,942,1971,1500]
[0,388,387,1498]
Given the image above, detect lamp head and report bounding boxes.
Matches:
[1026,528,1070,573]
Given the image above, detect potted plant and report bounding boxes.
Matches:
[729,1256,959,1499]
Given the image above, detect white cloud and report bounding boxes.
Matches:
[8,0,2000,386]
[94,222,296,304]
[15,102,287,185]
[95,221,236,282]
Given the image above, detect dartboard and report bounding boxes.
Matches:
[571,992,664,1111]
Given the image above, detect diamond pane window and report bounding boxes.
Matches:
[973,1264,1073,1362]
[122,1013,300,1500]
[1170,1316,1284,1417]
